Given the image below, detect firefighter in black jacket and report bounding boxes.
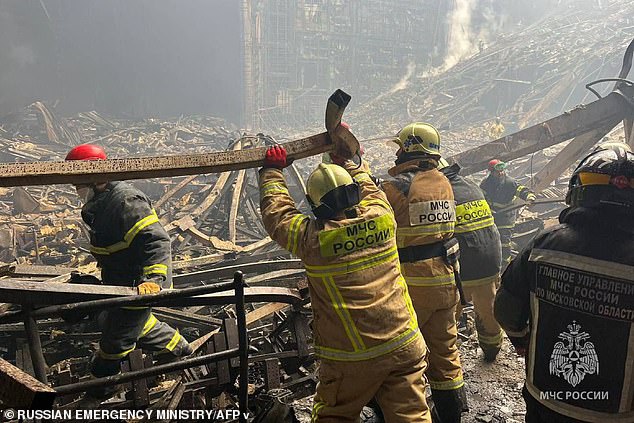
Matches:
[439,159,504,362]
[494,143,634,422]
[480,159,535,268]
[66,144,192,398]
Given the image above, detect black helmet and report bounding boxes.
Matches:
[565,146,634,212]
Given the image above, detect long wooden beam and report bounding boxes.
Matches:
[451,92,631,175]
[531,123,615,193]
[0,133,332,187]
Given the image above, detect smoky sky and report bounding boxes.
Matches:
[0,0,242,123]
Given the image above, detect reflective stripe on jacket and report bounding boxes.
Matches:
[81,181,172,289]
[495,207,634,422]
[259,163,422,362]
[442,163,501,284]
[382,159,456,287]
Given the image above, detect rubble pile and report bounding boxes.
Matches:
[347,0,634,145]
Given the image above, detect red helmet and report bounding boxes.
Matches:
[488,159,507,172]
[65,144,107,161]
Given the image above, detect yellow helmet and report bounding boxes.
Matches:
[306,163,359,219]
[394,122,441,156]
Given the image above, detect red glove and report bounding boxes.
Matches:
[263,145,288,169]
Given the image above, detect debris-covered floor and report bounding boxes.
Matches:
[287,331,527,423]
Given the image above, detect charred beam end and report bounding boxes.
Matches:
[452,92,631,175]
[0,133,332,187]
[0,357,56,409]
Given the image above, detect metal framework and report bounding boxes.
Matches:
[0,272,270,422]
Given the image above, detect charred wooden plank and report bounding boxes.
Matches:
[0,357,56,409]
[0,133,332,187]
[0,279,135,305]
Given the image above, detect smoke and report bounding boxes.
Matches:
[443,0,478,71]
[390,62,417,93]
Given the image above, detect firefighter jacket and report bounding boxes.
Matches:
[259,164,422,362]
[441,163,501,285]
[495,206,634,422]
[480,173,533,229]
[381,158,457,288]
[81,182,172,289]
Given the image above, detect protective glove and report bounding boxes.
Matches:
[328,145,365,166]
[526,193,537,203]
[137,281,162,295]
[263,145,289,169]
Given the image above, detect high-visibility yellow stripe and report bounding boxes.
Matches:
[305,246,398,277]
[286,214,308,255]
[311,402,327,423]
[429,375,464,391]
[396,222,454,247]
[314,327,420,362]
[98,345,136,360]
[404,272,455,287]
[397,275,419,331]
[462,274,499,287]
[143,263,168,276]
[455,216,494,233]
[322,276,365,351]
[353,173,372,183]
[359,198,393,212]
[397,222,455,235]
[260,181,289,196]
[165,330,181,352]
[478,330,504,346]
[140,313,158,337]
[90,210,159,255]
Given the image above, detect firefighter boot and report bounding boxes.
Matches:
[431,386,467,423]
[482,344,501,362]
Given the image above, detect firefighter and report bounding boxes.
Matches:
[438,158,504,362]
[66,144,191,398]
[494,144,634,422]
[258,143,430,423]
[486,117,505,140]
[480,159,536,268]
[382,123,466,423]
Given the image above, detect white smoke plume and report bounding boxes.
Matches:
[443,0,478,71]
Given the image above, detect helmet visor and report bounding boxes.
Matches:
[578,172,634,188]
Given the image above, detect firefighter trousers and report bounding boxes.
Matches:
[408,284,464,391]
[455,276,504,356]
[311,335,431,423]
[497,227,514,268]
[91,307,190,378]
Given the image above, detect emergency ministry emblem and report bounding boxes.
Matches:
[549,321,599,387]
